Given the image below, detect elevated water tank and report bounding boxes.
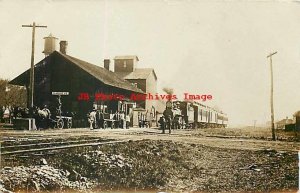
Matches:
[43,34,58,56]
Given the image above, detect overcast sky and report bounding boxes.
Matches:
[1,0,300,126]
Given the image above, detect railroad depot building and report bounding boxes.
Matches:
[9,33,162,127]
[9,50,145,127]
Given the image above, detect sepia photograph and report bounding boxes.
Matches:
[0,0,299,192]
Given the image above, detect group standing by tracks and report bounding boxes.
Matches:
[88,106,131,130]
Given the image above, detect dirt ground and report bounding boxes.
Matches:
[0,126,299,193]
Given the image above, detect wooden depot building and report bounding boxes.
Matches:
[9,50,144,127]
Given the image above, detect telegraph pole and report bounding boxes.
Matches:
[22,22,47,108]
[267,51,277,141]
[253,120,257,129]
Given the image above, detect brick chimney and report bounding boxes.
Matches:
[59,41,68,54]
[104,59,110,71]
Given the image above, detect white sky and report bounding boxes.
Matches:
[1,0,300,126]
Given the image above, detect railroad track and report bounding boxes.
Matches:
[1,138,102,150]
[0,129,157,156]
[0,138,129,155]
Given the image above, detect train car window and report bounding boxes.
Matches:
[207,111,208,121]
[201,109,202,120]
[207,111,209,122]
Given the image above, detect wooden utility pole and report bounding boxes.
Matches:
[22,22,47,108]
[267,51,277,141]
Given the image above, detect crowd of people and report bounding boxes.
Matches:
[88,103,153,130]
[1,102,154,130]
[88,107,131,130]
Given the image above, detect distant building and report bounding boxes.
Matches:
[276,117,294,129]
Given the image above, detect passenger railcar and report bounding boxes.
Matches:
[172,100,228,128]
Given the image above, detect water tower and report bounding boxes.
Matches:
[43,34,58,56]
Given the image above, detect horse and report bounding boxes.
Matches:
[37,109,50,119]
[33,106,51,129]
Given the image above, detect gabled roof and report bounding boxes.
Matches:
[115,68,157,80]
[114,55,139,61]
[10,51,144,94]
